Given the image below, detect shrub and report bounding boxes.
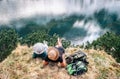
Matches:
[20,31,71,48]
[0,29,18,62]
[85,32,120,62]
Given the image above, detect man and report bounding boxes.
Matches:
[43,38,66,67]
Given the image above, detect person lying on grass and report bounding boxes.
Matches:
[42,38,66,68]
[32,42,48,60]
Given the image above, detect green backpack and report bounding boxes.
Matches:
[66,61,88,76]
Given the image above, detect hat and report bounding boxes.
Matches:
[48,47,59,61]
[33,43,48,54]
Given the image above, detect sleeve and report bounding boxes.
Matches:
[59,57,63,63]
[44,56,49,62]
[32,52,37,58]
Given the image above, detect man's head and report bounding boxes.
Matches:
[48,47,59,61]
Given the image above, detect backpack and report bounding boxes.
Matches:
[66,61,88,76]
[66,50,88,65]
[65,50,88,76]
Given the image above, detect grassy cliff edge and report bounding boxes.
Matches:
[0,44,120,79]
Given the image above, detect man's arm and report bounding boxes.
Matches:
[43,60,49,66]
[56,37,62,47]
[60,54,67,67]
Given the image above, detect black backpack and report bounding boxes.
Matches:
[66,50,89,65]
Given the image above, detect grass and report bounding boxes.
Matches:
[0,45,120,79]
[97,68,109,79]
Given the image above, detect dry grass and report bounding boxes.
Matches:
[0,44,120,79]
